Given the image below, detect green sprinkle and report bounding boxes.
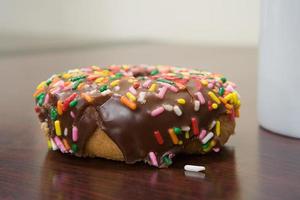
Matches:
[70,75,86,82]
[219,87,225,96]
[185,131,190,139]
[176,73,184,79]
[115,72,123,78]
[150,69,159,76]
[69,99,78,107]
[72,80,82,90]
[71,143,78,153]
[50,107,58,121]
[99,85,108,92]
[173,127,182,135]
[156,78,174,85]
[221,77,227,83]
[37,93,45,106]
[202,142,210,149]
[46,79,52,86]
[163,156,172,166]
[36,92,45,100]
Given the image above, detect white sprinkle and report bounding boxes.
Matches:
[184,165,206,172]
[129,86,137,95]
[137,92,146,104]
[209,120,216,130]
[64,128,68,136]
[89,89,97,95]
[101,89,112,96]
[181,126,190,132]
[114,86,120,91]
[173,105,182,116]
[201,132,214,144]
[50,138,58,151]
[163,104,173,111]
[194,100,200,111]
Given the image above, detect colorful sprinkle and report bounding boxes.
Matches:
[149,152,158,167]
[156,86,168,99]
[120,96,137,110]
[54,120,62,136]
[194,100,200,111]
[168,128,179,144]
[54,136,66,153]
[72,126,78,142]
[199,129,207,140]
[202,132,214,144]
[173,105,182,116]
[191,117,200,136]
[137,92,146,104]
[195,92,205,104]
[50,138,58,151]
[153,130,164,145]
[173,127,182,135]
[215,120,221,136]
[208,91,221,104]
[162,104,173,111]
[177,98,186,105]
[151,106,165,117]
[149,83,157,92]
[212,103,218,109]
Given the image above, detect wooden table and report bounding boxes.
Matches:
[1,44,299,200]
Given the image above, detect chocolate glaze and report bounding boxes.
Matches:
[35,65,238,167]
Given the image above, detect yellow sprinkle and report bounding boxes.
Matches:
[77,82,85,90]
[215,120,221,136]
[47,139,52,149]
[224,93,233,102]
[178,140,183,145]
[36,81,46,90]
[110,80,120,87]
[185,131,190,139]
[208,91,221,104]
[128,78,135,83]
[232,92,238,105]
[81,93,94,103]
[149,83,157,92]
[210,140,216,148]
[201,80,208,86]
[62,73,71,79]
[177,98,186,105]
[100,70,110,76]
[126,92,136,102]
[225,103,233,110]
[212,103,218,109]
[237,100,241,107]
[54,120,62,136]
[95,77,104,83]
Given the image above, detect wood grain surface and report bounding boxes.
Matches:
[0,44,299,200]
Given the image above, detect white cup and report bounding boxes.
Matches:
[258,0,300,138]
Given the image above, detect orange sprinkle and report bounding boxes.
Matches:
[120,96,137,110]
[225,103,233,110]
[81,93,94,103]
[77,82,85,90]
[175,82,186,90]
[57,100,63,115]
[64,81,71,87]
[33,88,43,97]
[235,108,240,118]
[168,128,179,144]
[62,138,70,151]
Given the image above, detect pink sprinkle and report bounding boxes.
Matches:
[51,87,61,95]
[199,129,207,140]
[213,147,220,152]
[160,82,179,93]
[72,126,78,142]
[195,92,205,104]
[151,106,165,117]
[208,83,214,89]
[129,86,137,95]
[156,86,168,99]
[149,152,158,167]
[44,94,49,104]
[143,80,152,88]
[70,111,75,118]
[54,136,66,153]
[169,85,178,93]
[226,85,234,92]
[53,80,64,87]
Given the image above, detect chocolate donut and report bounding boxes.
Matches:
[34,65,241,168]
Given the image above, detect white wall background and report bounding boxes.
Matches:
[0,0,259,52]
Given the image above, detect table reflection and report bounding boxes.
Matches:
[40,146,240,199]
